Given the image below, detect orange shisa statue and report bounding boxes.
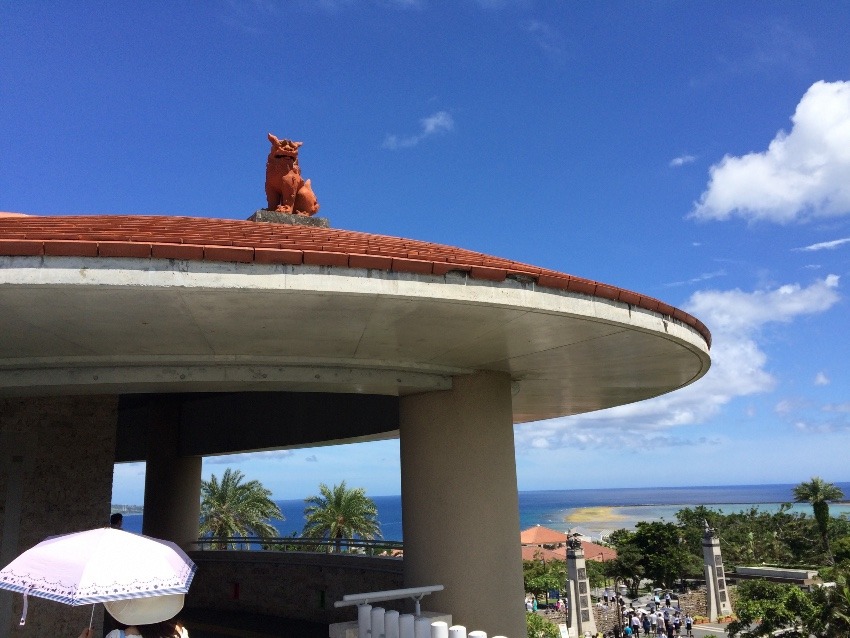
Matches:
[265,133,320,216]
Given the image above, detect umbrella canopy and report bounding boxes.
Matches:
[0,527,196,606]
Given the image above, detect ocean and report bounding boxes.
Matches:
[120,482,850,540]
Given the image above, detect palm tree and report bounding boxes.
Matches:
[200,468,283,549]
[793,477,844,564]
[302,482,381,552]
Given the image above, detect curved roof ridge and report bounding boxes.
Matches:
[0,214,710,347]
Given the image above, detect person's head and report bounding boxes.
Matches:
[110,512,123,529]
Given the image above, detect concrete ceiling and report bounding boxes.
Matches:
[0,255,710,424]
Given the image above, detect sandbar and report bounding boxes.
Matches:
[565,506,629,523]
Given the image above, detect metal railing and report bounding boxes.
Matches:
[190,536,404,555]
[334,584,444,615]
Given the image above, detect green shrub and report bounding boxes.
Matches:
[526,612,560,638]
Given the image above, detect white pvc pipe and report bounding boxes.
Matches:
[468,632,487,638]
[371,607,386,638]
[430,621,449,638]
[385,610,400,638]
[358,604,372,638]
[414,616,432,638]
[400,614,415,638]
[448,625,467,638]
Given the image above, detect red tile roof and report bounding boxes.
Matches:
[581,540,617,562]
[520,525,618,561]
[520,525,569,545]
[0,214,711,347]
[520,540,617,562]
[521,545,565,562]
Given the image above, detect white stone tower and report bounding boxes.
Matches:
[702,521,732,622]
[566,536,597,637]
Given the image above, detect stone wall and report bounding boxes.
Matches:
[187,551,405,625]
[0,396,119,638]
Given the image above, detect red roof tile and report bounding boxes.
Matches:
[520,525,569,545]
[0,214,711,347]
[519,527,618,562]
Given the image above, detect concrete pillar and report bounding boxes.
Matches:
[399,371,524,638]
[0,395,117,638]
[141,399,201,550]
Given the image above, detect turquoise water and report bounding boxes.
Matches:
[515,483,850,537]
[121,482,850,540]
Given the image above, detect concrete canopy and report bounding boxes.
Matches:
[0,213,711,637]
[0,215,710,427]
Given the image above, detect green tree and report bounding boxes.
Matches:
[199,468,283,549]
[522,554,566,605]
[794,477,845,564]
[808,583,850,637]
[302,481,381,552]
[726,579,816,637]
[604,541,644,597]
[832,536,850,566]
[729,569,850,638]
[675,505,723,556]
[631,521,701,590]
[806,567,850,637]
[607,528,635,548]
[585,557,607,589]
[676,504,823,567]
[828,582,850,636]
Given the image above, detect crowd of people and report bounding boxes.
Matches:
[530,589,697,638]
[615,608,694,637]
[600,591,694,638]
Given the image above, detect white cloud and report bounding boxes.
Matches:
[205,450,294,464]
[687,274,839,333]
[664,269,726,287]
[690,80,850,223]
[824,402,850,413]
[383,111,454,149]
[514,275,841,451]
[791,401,850,433]
[796,237,850,251]
[775,399,796,415]
[814,372,830,386]
[524,20,565,60]
[794,417,850,434]
[670,155,696,167]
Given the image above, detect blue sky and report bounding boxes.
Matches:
[2,2,849,503]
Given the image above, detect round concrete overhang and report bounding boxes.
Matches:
[0,215,710,425]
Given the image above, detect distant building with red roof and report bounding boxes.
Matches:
[520,525,617,562]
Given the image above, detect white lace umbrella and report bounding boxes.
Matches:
[0,527,196,625]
